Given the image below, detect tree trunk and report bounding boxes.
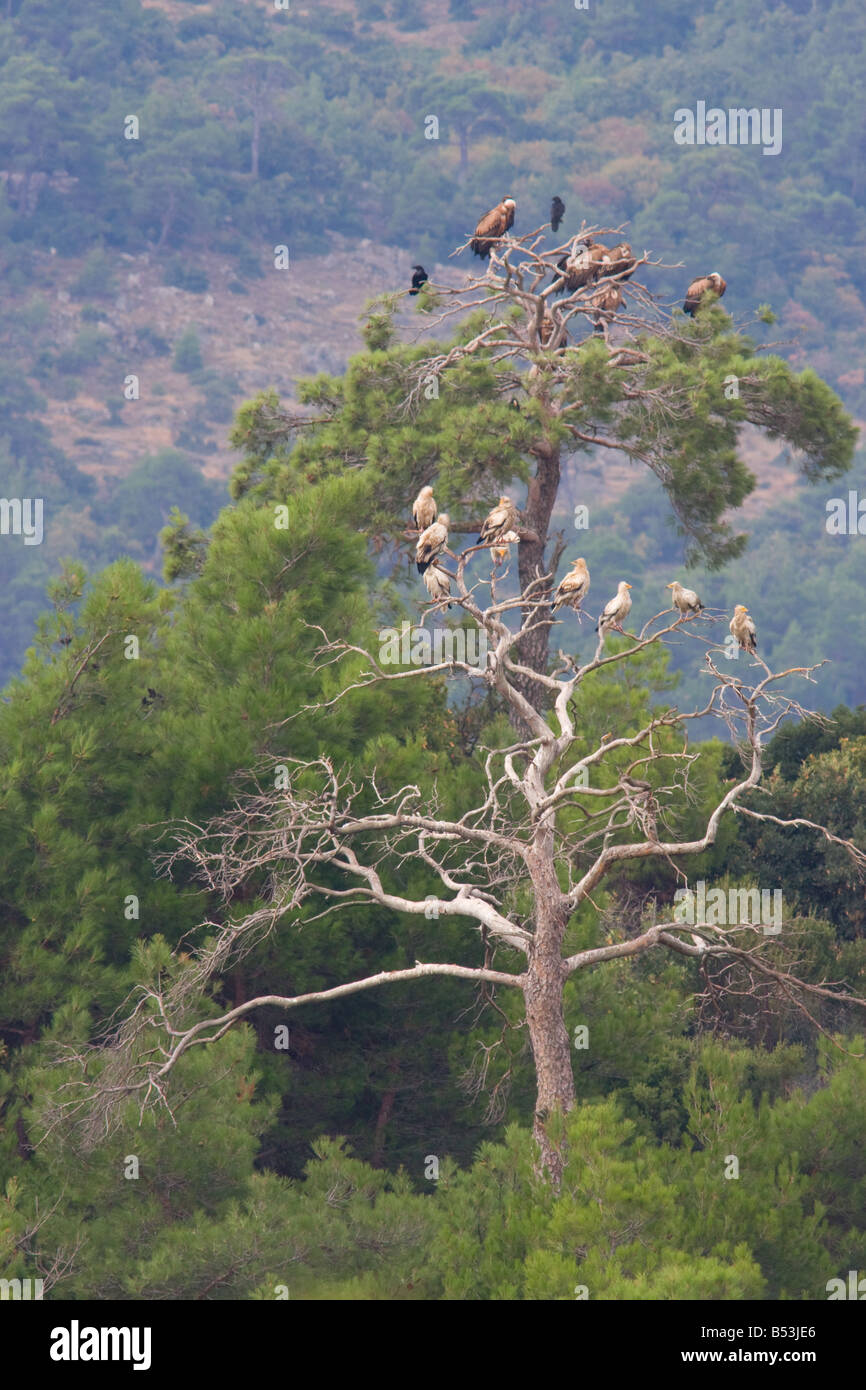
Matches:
[371,1087,397,1167]
[524,959,574,1185]
[155,192,176,252]
[523,847,574,1187]
[514,431,563,712]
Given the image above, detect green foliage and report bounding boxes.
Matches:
[172,325,204,373]
[163,258,210,294]
[70,250,116,300]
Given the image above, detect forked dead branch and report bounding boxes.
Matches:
[50,563,866,1187]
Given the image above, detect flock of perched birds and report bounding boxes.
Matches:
[408,194,727,321]
[404,195,752,657]
[411,485,759,655]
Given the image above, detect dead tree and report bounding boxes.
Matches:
[57,561,866,1187]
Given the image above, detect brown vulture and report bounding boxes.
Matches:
[412,485,437,532]
[605,242,637,281]
[683,272,727,315]
[550,195,566,232]
[538,312,556,346]
[590,281,624,332]
[555,239,611,293]
[470,197,516,258]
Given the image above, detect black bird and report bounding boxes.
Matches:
[409,264,428,296]
[550,196,565,233]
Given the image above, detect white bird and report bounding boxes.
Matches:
[412,485,437,532]
[492,529,520,566]
[416,513,450,575]
[729,604,757,654]
[666,580,703,617]
[552,557,590,612]
[478,496,519,546]
[423,565,451,608]
[596,581,633,634]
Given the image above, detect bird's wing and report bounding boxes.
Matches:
[474,207,504,240]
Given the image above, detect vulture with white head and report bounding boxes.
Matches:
[552,557,591,612]
[423,565,452,608]
[471,197,516,259]
[666,580,703,616]
[478,496,519,546]
[412,485,437,532]
[684,272,727,316]
[729,604,757,654]
[596,581,633,634]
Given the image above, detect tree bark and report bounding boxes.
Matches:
[523,842,575,1186]
[155,192,176,252]
[371,1086,397,1167]
[514,430,563,711]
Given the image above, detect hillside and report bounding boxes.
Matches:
[1,0,865,704]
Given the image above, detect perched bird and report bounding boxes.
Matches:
[555,239,611,293]
[590,282,624,331]
[605,242,637,281]
[538,312,555,346]
[596,581,633,634]
[470,197,516,258]
[552,557,591,612]
[666,580,704,617]
[550,195,566,232]
[478,496,519,546]
[683,272,727,316]
[492,529,519,566]
[729,604,757,654]
[423,564,451,608]
[412,484,437,532]
[409,264,429,296]
[416,513,450,574]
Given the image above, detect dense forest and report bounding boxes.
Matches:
[2,0,866,1309]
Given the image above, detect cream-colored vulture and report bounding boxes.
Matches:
[596,581,633,634]
[552,557,590,612]
[492,529,519,566]
[684,272,727,315]
[478,496,519,546]
[666,580,704,616]
[423,564,451,608]
[729,604,757,654]
[470,197,516,259]
[416,513,450,574]
[412,484,437,532]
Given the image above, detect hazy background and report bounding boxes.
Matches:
[1,0,863,707]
